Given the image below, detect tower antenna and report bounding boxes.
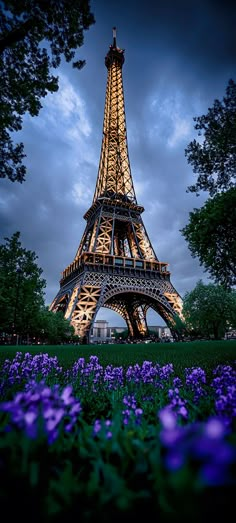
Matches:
[112,26,117,47]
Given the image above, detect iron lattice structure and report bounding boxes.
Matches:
[50,28,183,342]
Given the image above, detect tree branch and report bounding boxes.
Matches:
[0,18,37,53]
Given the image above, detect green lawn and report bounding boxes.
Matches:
[1,339,236,377]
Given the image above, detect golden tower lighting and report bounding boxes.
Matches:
[50,28,183,343]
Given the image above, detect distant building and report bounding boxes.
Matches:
[90,320,113,343]
[90,320,172,343]
[148,325,172,339]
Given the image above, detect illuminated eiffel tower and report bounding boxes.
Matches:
[50,28,183,343]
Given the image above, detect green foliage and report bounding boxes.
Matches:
[185,79,236,196]
[0,231,46,336]
[169,314,188,340]
[183,80,236,287]
[34,307,75,344]
[0,0,95,182]
[181,188,236,288]
[0,232,76,343]
[1,340,236,377]
[115,329,129,340]
[182,280,236,339]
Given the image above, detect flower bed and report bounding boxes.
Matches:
[0,352,235,522]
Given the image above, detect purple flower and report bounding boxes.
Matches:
[71,355,103,390]
[159,410,236,485]
[167,388,188,420]
[93,419,102,434]
[165,449,185,471]
[0,381,82,443]
[185,367,207,402]
[159,406,177,430]
[93,419,113,439]
[211,365,236,425]
[122,394,143,426]
[0,352,63,396]
[104,365,124,390]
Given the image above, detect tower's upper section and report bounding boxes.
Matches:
[105,27,125,68]
[92,27,137,205]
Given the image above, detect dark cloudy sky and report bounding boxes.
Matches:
[1,0,235,327]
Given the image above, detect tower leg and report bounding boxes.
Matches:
[126,304,148,339]
[133,305,148,337]
[68,285,101,343]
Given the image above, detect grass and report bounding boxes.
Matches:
[0,339,235,522]
[1,339,236,377]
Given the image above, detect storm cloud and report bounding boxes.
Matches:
[1,0,235,326]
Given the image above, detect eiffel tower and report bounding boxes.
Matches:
[50,28,183,343]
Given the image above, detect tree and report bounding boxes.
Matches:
[183,80,236,287]
[169,314,188,341]
[181,188,236,288]
[185,79,236,196]
[0,0,95,182]
[182,280,236,340]
[35,307,75,344]
[114,329,129,341]
[0,231,46,339]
